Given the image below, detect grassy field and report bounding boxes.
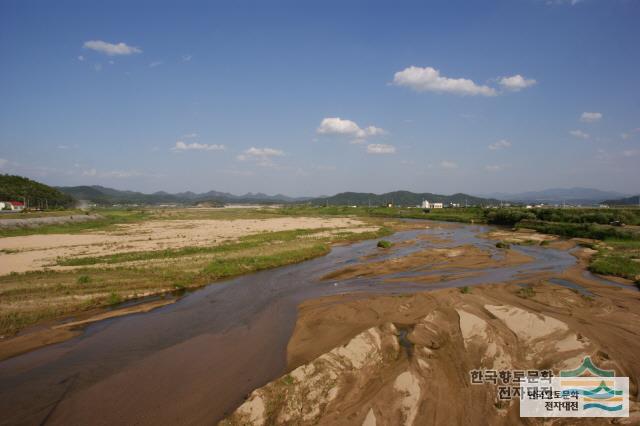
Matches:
[588,239,640,282]
[273,205,487,223]
[0,215,393,336]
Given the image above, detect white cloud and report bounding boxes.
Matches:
[94,63,103,72]
[580,112,602,123]
[172,141,225,151]
[484,165,503,172]
[498,75,536,91]
[77,55,85,62]
[83,40,142,56]
[569,129,590,139]
[149,61,163,68]
[182,133,198,139]
[440,160,458,169]
[182,54,192,62]
[488,139,512,150]
[57,145,70,150]
[237,147,285,166]
[366,144,396,154]
[392,66,496,96]
[623,149,639,158]
[241,147,284,158]
[317,117,386,142]
[0,158,8,168]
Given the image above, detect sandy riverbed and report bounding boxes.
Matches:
[0,217,376,274]
[224,246,640,425]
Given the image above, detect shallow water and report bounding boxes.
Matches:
[0,221,631,425]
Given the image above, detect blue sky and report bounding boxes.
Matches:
[1,0,638,197]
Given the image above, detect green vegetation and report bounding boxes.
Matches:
[76,275,91,284]
[274,205,486,223]
[517,285,536,299]
[107,292,123,305]
[588,240,640,282]
[495,241,511,249]
[516,220,638,241]
[377,240,393,249]
[460,286,471,294]
[0,220,393,336]
[0,174,74,208]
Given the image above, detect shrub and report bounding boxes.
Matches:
[460,286,471,294]
[495,241,511,249]
[107,292,122,305]
[517,285,535,298]
[377,240,393,249]
[76,275,91,284]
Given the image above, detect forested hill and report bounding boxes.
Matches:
[0,175,75,208]
[603,195,640,206]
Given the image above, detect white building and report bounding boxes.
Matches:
[432,202,444,209]
[421,200,431,209]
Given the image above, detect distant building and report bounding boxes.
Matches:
[0,201,24,211]
[421,200,431,209]
[432,202,444,209]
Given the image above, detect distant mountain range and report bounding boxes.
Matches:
[308,191,499,206]
[479,187,630,205]
[57,185,312,206]
[602,195,640,206]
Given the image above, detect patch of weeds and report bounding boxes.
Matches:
[517,285,536,299]
[76,275,91,284]
[460,286,471,294]
[107,292,122,305]
[495,241,511,249]
[540,240,550,246]
[377,240,393,249]
[281,374,295,386]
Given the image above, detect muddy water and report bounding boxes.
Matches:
[0,222,628,425]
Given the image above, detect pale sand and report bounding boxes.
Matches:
[0,217,375,274]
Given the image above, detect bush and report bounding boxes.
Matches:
[76,275,91,284]
[377,240,393,249]
[495,241,511,249]
[107,292,122,305]
[518,285,536,298]
[460,286,471,294]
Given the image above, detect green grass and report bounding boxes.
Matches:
[272,205,486,224]
[588,239,640,281]
[201,244,330,280]
[460,286,471,294]
[516,219,639,241]
[76,274,91,284]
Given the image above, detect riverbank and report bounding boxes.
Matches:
[0,210,409,339]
